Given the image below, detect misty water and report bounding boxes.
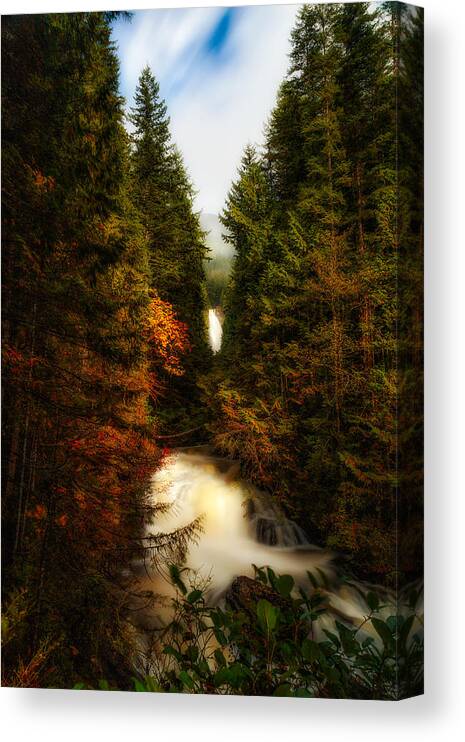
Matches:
[128,309,421,661]
[129,450,422,661]
[208,308,222,353]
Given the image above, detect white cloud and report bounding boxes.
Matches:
[117,8,224,97]
[114,5,298,214]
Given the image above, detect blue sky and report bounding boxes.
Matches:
[112,5,298,214]
[205,8,237,57]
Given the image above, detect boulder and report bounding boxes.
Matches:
[226,575,291,615]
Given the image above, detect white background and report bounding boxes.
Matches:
[1,0,464,740]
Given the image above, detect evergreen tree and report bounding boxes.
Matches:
[397,4,424,575]
[220,145,272,355]
[208,2,423,581]
[130,66,210,434]
[1,13,200,688]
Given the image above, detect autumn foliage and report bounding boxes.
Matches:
[146,294,191,378]
[1,12,197,688]
[1,5,423,692]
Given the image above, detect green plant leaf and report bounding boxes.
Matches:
[276,574,294,598]
[301,638,321,662]
[322,629,341,649]
[257,598,279,633]
[133,678,147,692]
[398,614,415,649]
[274,683,292,696]
[163,645,182,660]
[179,670,194,689]
[366,591,379,611]
[187,589,203,604]
[371,618,394,651]
[214,648,226,667]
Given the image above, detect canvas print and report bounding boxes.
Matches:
[1,2,424,699]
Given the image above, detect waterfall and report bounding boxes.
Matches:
[129,452,420,649]
[208,308,222,353]
[132,451,332,615]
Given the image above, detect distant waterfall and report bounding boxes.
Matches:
[208,308,222,353]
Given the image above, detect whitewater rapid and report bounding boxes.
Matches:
[129,451,422,648]
[145,451,332,600]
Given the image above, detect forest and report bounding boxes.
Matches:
[1,3,423,698]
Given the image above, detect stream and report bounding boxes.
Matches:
[126,308,422,669]
[127,449,422,668]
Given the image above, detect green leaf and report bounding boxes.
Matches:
[163,645,182,660]
[257,599,279,634]
[187,589,203,604]
[143,676,160,692]
[178,670,194,689]
[371,618,394,651]
[295,687,312,698]
[198,659,210,677]
[310,591,326,608]
[301,638,321,663]
[366,591,379,611]
[211,610,224,628]
[322,629,341,649]
[213,628,228,646]
[323,665,341,684]
[274,683,292,696]
[188,645,199,662]
[214,667,232,687]
[266,567,278,590]
[280,641,294,659]
[316,568,330,589]
[335,621,360,656]
[306,570,319,589]
[276,574,294,598]
[252,564,267,583]
[214,648,226,667]
[133,678,147,692]
[362,636,375,648]
[398,614,415,649]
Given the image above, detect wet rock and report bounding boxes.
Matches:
[225,575,291,615]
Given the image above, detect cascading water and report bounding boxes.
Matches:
[129,451,422,646]
[208,308,222,353]
[142,451,332,601]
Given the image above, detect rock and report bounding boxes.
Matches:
[226,575,291,615]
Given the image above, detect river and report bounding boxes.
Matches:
[127,310,421,667]
[128,449,422,659]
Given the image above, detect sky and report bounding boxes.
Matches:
[112,4,298,215]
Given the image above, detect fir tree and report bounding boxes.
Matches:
[1,13,201,687]
[207,2,423,581]
[129,66,210,434]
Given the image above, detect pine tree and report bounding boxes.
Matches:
[1,13,201,687]
[129,66,210,434]
[208,2,423,581]
[397,4,424,575]
[220,145,271,355]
